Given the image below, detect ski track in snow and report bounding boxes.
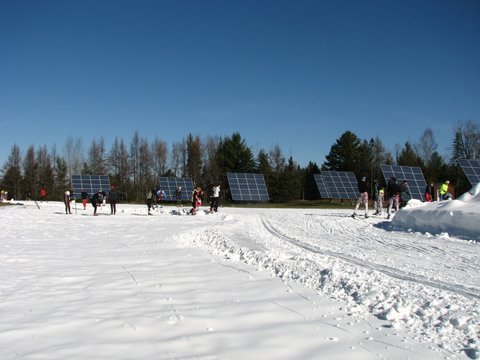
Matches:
[178,208,480,358]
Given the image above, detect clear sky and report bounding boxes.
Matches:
[1,0,479,168]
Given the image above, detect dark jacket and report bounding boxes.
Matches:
[358,180,369,194]
[108,190,118,202]
[387,179,401,198]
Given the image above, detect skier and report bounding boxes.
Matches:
[386,177,401,219]
[146,188,156,215]
[209,184,221,213]
[373,180,384,216]
[64,190,72,214]
[352,177,369,218]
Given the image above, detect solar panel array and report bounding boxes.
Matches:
[71,175,111,199]
[458,159,480,186]
[314,171,359,199]
[227,172,269,201]
[158,177,195,201]
[380,165,426,201]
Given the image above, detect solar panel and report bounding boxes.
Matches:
[380,165,426,201]
[158,177,195,201]
[458,159,480,186]
[314,171,359,199]
[227,172,269,201]
[71,175,111,199]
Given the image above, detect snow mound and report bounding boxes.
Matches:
[391,183,480,241]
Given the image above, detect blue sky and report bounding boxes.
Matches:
[1,0,479,168]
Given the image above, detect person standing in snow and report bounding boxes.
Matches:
[352,177,369,218]
[146,188,156,215]
[373,180,384,215]
[425,182,435,202]
[386,177,401,219]
[209,184,221,213]
[156,189,166,208]
[108,185,119,215]
[64,190,72,214]
[399,180,411,207]
[190,187,203,215]
[175,186,182,206]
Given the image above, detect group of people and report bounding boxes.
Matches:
[145,184,221,215]
[59,183,222,217]
[352,177,452,219]
[188,184,221,215]
[352,176,410,219]
[62,187,119,216]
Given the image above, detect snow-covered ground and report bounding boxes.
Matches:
[1,185,479,359]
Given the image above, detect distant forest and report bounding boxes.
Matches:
[1,120,479,203]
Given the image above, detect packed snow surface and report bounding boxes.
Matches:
[1,186,479,359]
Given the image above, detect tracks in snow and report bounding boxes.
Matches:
[260,216,480,300]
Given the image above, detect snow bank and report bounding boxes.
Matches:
[391,183,480,241]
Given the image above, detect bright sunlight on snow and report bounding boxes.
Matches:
[1,185,479,359]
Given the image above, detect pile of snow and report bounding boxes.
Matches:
[392,183,480,240]
[0,191,479,359]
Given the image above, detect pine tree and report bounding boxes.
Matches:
[397,142,423,167]
[303,161,320,200]
[323,131,362,172]
[216,132,255,174]
[1,144,22,200]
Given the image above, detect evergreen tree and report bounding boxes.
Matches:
[396,142,423,167]
[369,137,387,185]
[450,129,466,163]
[303,161,320,200]
[216,132,255,174]
[139,137,153,197]
[1,144,23,200]
[35,145,55,200]
[322,131,362,172]
[266,145,286,202]
[278,157,302,201]
[23,146,37,199]
[55,156,69,199]
[202,135,221,187]
[423,151,448,184]
[256,150,273,200]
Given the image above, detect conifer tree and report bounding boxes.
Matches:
[303,161,320,200]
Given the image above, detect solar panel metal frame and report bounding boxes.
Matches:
[71,175,111,199]
[458,159,480,186]
[380,164,426,201]
[227,172,269,201]
[158,177,195,201]
[314,171,359,199]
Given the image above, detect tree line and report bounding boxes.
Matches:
[1,120,479,203]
